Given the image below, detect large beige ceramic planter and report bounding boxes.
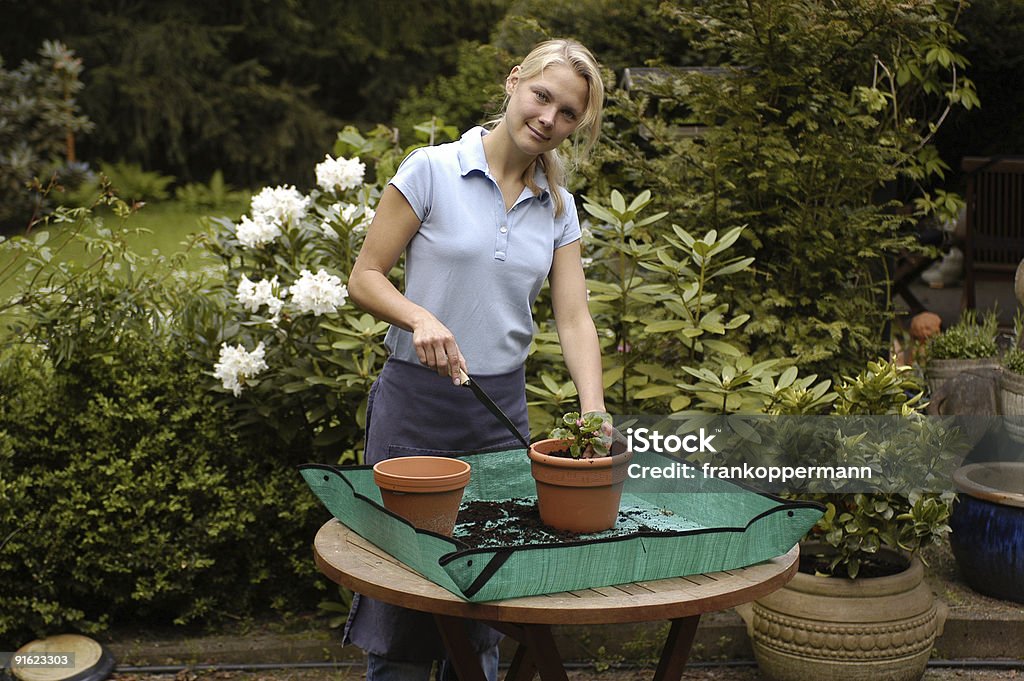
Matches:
[739,544,946,681]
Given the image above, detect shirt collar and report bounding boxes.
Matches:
[457,126,551,203]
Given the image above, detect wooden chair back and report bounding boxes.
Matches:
[962,156,1024,309]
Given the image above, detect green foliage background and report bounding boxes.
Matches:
[1,0,1022,200]
[0,0,507,186]
[0,0,1014,645]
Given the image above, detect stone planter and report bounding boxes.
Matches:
[925,357,999,397]
[950,462,1024,603]
[739,543,946,681]
[998,369,1024,443]
[528,438,633,533]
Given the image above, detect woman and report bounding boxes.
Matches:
[346,38,608,681]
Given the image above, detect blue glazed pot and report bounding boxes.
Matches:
[949,462,1024,604]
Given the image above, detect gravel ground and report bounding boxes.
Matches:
[111,663,1023,681]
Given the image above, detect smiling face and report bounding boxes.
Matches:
[503,63,590,158]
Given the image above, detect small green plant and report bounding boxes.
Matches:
[926,310,999,361]
[801,359,961,578]
[174,170,248,209]
[697,359,964,578]
[549,411,610,459]
[98,160,176,202]
[1004,348,1024,375]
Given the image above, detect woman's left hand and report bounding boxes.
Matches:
[583,410,627,455]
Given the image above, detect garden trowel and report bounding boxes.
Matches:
[458,368,530,449]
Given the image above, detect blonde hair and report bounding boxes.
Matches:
[491,39,604,217]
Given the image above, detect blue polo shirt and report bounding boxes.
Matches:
[383,126,582,374]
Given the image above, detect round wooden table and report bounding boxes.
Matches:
[314,519,799,681]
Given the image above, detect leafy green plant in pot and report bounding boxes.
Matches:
[923,309,999,396]
[741,359,961,681]
[528,411,632,534]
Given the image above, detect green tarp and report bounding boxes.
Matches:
[300,449,822,602]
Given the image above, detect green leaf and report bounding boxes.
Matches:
[582,202,617,225]
[540,373,560,393]
[645,320,690,333]
[701,339,743,356]
[633,385,679,399]
[610,190,627,215]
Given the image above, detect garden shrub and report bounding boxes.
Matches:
[196,124,467,463]
[94,161,175,203]
[0,207,326,644]
[174,170,249,210]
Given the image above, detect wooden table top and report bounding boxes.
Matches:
[313,519,799,626]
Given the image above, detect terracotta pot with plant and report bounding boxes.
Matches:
[739,360,958,681]
[528,411,633,534]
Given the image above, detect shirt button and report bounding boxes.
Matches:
[499,226,508,234]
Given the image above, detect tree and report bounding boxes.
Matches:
[935,0,1024,169]
[588,0,977,377]
[0,40,93,233]
[0,0,507,186]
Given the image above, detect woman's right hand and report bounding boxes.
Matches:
[348,185,467,386]
[412,313,466,384]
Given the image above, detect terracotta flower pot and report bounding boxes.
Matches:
[372,456,471,536]
[739,543,946,681]
[950,461,1024,603]
[527,438,633,534]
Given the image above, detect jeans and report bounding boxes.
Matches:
[366,646,499,681]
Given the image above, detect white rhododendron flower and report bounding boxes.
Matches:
[316,155,366,192]
[236,274,285,316]
[290,268,348,316]
[347,204,375,234]
[339,202,359,223]
[319,218,339,240]
[250,185,310,227]
[320,202,375,239]
[214,341,269,396]
[235,215,282,248]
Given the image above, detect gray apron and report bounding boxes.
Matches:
[344,356,529,661]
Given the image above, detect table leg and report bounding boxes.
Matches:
[503,640,537,681]
[653,615,701,681]
[484,622,567,681]
[434,614,488,681]
[519,625,568,681]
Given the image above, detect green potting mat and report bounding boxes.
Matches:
[300,449,822,602]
